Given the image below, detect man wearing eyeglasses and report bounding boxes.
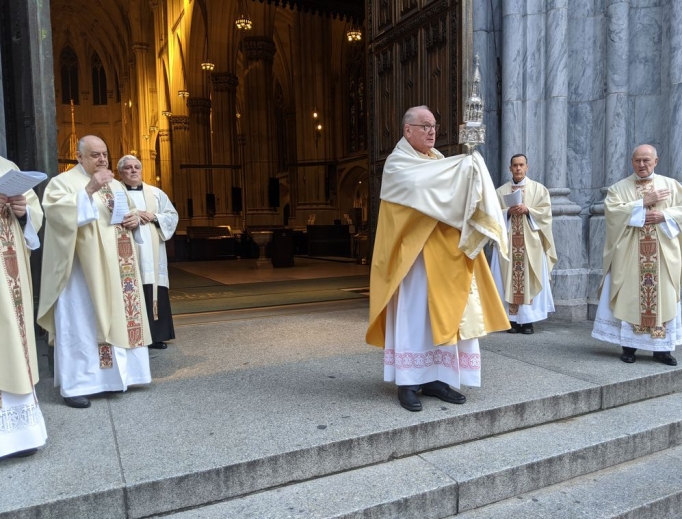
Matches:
[367,105,509,412]
[490,154,557,335]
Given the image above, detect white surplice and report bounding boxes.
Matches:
[383,253,482,389]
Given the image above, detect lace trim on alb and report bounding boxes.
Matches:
[0,403,42,434]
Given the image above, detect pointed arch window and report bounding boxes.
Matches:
[92,53,108,105]
[60,47,79,105]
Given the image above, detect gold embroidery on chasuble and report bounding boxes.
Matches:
[633,179,666,339]
[98,185,146,353]
[98,343,113,369]
[508,185,531,315]
[0,205,35,404]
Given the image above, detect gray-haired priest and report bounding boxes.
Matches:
[117,155,178,350]
[0,155,47,457]
[592,144,682,366]
[38,135,152,409]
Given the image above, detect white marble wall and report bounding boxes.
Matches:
[473,0,679,320]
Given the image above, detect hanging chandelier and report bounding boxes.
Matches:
[235,0,252,31]
[347,21,362,42]
[201,60,215,71]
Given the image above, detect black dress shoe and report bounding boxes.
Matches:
[398,387,422,412]
[421,381,466,404]
[64,396,91,408]
[149,342,167,350]
[653,352,678,366]
[507,322,520,334]
[521,323,534,335]
[620,347,636,364]
[2,448,38,459]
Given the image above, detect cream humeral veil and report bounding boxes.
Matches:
[366,139,509,347]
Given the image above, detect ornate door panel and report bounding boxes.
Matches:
[367,0,460,239]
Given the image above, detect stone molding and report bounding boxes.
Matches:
[170,115,189,131]
[242,37,276,62]
[132,43,149,53]
[211,72,239,93]
[187,97,211,114]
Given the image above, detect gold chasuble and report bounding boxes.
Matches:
[0,157,43,396]
[367,139,509,348]
[38,165,151,350]
[495,179,557,308]
[602,173,682,335]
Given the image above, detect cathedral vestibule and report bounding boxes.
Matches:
[50,0,369,234]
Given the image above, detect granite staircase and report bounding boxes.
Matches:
[3,309,682,519]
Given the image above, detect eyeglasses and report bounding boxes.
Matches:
[408,123,440,133]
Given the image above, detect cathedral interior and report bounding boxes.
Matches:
[1,0,464,265]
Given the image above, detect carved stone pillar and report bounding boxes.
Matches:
[588,0,630,317]
[157,130,172,198]
[670,2,682,181]
[545,1,586,321]
[211,72,239,215]
[187,96,211,218]
[241,36,277,221]
[170,115,190,218]
[132,42,155,184]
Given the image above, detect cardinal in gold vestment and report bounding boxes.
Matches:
[366,106,509,412]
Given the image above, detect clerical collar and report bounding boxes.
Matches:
[124,183,143,191]
[636,172,656,181]
[512,177,528,186]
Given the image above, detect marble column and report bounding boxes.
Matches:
[170,115,190,219]
[588,0,630,317]
[157,129,173,199]
[500,0,524,170]
[211,72,239,215]
[187,96,211,219]
[472,0,502,181]
[132,43,155,184]
[545,1,586,321]
[242,36,277,222]
[670,1,682,181]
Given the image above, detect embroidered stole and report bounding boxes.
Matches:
[142,184,160,320]
[97,184,146,368]
[0,205,35,406]
[633,179,666,338]
[508,185,531,315]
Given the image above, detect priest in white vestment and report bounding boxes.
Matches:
[490,154,557,334]
[592,144,682,366]
[0,156,47,457]
[366,106,510,412]
[117,155,178,350]
[38,136,152,409]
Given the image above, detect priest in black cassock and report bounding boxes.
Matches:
[117,155,178,350]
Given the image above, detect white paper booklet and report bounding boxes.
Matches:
[0,169,48,197]
[110,190,130,224]
[503,189,522,207]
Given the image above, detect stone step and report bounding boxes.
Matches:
[152,392,682,519]
[453,444,682,519]
[4,317,682,519]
